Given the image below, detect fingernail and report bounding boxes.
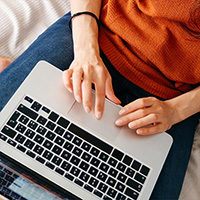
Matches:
[85,106,91,113]
[76,95,81,103]
[119,109,125,115]
[129,122,136,129]
[115,119,122,126]
[96,112,102,119]
[137,130,144,135]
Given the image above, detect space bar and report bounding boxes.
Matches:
[68,123,113,154]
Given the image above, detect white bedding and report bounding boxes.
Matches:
[0,0,199,199]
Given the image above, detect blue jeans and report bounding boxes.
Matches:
[0,12,199,199]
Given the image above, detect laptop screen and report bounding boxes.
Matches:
[0,153,80,200]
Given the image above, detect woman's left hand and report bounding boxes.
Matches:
[115,97,177,135]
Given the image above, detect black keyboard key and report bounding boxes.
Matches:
[70,156,80,166]
[46,131,56,140]
[17,104,38,120]
[117,173,127,183]
[108,157,118,167]
[116,193,126,200]
[72,147,83,156]
[63,131,73,141]
[43,140,53,150]
[10,192,20,200]
[90,157,100,167]
[81,152,91,162]
[55,167,64,176]
[55,126,65,136]
[61,161,71,171]
[98,182,108,193]
[24,96,33,103]
[123,155,133,165]
[52,145,62,155]
[42,150,53,160]
[81,142,91,151]
[94,190,103,198]
[34,134,44,144]
[131,160,141,171]
[25,129,35,139]
[57,117,70,129]
[28,120,38,130]
[69,124,113,154]
[125,167,135,178]
[79,172,90,182]
[64,141,74,151]
[0,133,7,141]
[36,156,45,164]
[140,165,150,176]
[112,149,124,161]
[70,166,80,177]
[46,162,55,170]
[33,145,44,155]
[24,139,35,149]
[46,121,56,131]
[37,116,47,125]
[108,168,118,178]
[1,126,17,138]
[125,188,139,200]
[117,162,126,172]
[16,123,26,133]
[17,145,26,152]
[15,134,26,144]
[26,150,36,158]
[107,176,116,187]
[127,178,142,192]
[52,155,62,166]
[19,115,29,125]
[7,139,17,147]
[135,172,146,184]
[99,162,109,173]
[79,161,89,171]
[61,150,71,161]
[42,106,50,114]
[107,188,117,198]
[89,177,99,188]
[84,184,93,192]
[74,178,84,187]
[65,173,74,181]
[31,101,42,112]
[36,126,47,135]
[49,112,59,122]
[7,113,18,128]
[103,196,112,200]
[97,171,107,182]
[99,152,109,162]
[72,137,82,146]
[90,147,100,157]
[88,166,98,177]
[116,182,125,192]
[55,136,65,146]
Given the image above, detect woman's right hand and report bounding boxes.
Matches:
[62,47,121,119]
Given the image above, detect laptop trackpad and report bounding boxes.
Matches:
[68,100,122,141]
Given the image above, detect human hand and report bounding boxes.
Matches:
[62,49,121,119]
[115,97,176,135]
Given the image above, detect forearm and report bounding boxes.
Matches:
[167,86,200,124]
[70,0,102,56]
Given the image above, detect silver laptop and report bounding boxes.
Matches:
[0,61,172,200]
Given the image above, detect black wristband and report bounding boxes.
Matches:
[68,11,100,31]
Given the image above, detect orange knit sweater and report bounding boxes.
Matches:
[99,0,200,99]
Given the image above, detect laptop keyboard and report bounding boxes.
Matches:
[0,96,151,200]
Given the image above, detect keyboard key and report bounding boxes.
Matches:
[24,96,33,103]
[26,150,36,158]
[45,162,55,170]
[79,161,89,171]
[49,112,59,122]
[61,150,71,161]
[42,150,53,160]
[17,104,38,120]
[90,157,100,167]
[7,139,17,147]
[42,106,50,114]
[97,172,107,182]
[99,162,109,173]
[99,152,109,162]
[7,118,17,128]
[84,184,93,192]
[52,156,62,166]
[25,129,35,139]
[81,152,91,162]
[36,126,47,135]
[125,187,139,200]
[112,149,124,161]
[36,156,45,164]
[108,167,118,178]
[28,120,38,130]
[135,172,146,184]
[108,157,118,167]
[61,161,71,171]
[63,131,73,141]
[117,173,127,183]
[46,131,56,140]
[81,142,91,151]
[117,162,126,172]
[72,137,82,146]
[33,145,44,155]
[94,190,103,198]
[63,141,74,151]
[34,134,44,144]
[16,123,26,133]
[79,172,90,182]
[116,193,126,200]
[106,176,116,187]
[24,139,35,149]
[90,147,100,157]
[88,166,98,177]
[17,145,26,152]
[15,134,26,144]
[55,167,64,175]
[1,126,17,138]
[65,173,74,181]
[74,178,84,187]
[131,160,141,171]
[70,166,80,177]
[55,126,65,136]
[57,117,70,129]
[19,115,29,125]
[72,147,83,156]
[0,133,7,141]
[70,156,80,166]
[123,155,132,165]
[55,136,65,146]
[140,165,150,176]
[31,101,42,112]
[103,196,112,200]
[98,182,108,193]
[52,145,62,155]
[89,177,99,188]
[125,167,135,178]
[107,188,117,198]
[37,116,47,125]
[116,182,125,192]
[127,178,142,192]
[46,121,56,131]
[43,140,53,150]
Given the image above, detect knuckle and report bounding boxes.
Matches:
[151,113,158,121]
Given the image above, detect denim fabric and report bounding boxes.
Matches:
[0,12,199,199]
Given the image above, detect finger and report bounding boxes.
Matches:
[136,123,164,135]
[62,69,73,93]
[119,97,157,115]
[72,68,83,102]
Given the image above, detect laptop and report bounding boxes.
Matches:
[0,61,173,200]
